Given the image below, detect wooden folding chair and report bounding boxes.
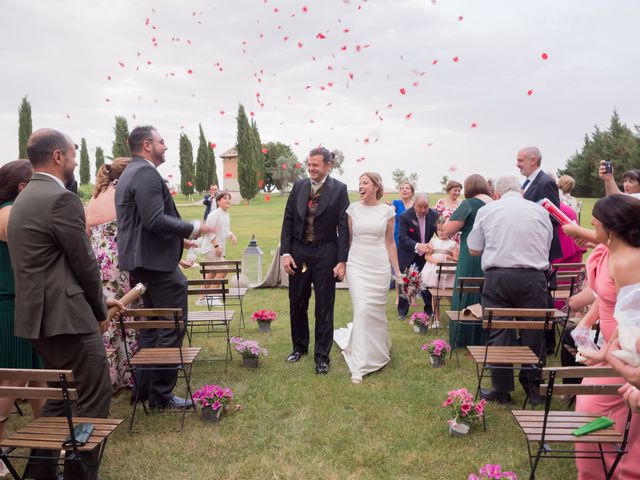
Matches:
[467,308,555,411]
[512,366,631,480]
[551,272,583,356]
[431,261,457,327]
[187,278,234,371]
[0,369,122,479]
[200,260,247,330]
[117,309,200,432]
[448,277,484,366]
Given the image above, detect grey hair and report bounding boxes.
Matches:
[414,192,430,203]
[495,176,523,196]
[519,146,542,166]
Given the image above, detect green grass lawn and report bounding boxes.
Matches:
[8,193,597,479]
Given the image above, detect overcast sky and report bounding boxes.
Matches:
[1,0,638,192]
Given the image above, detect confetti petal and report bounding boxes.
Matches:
[541,52,549,60]
[316,33,326,39]
[261,147,269,154]
[471,122,478,128]
[405,112,413,119]
[265,194,271,201]
[399,88,406,95]
[527,89,533,96]
[453,56,459,62]
[225,172,233,178]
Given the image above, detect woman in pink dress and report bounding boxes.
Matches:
[434,180,462,244]
[575,194,640,479]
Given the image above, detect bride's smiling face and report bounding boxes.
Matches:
[359,175,378,201]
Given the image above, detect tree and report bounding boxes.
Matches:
[559,110,640,197]
[194,124,210,192]
[207,141,218,187]
[251,119,264,182]
[440,175,450,192]
[262,142,303,192]
[392,169,419,190]
[79,138,90,185]
[330,149,345,175]
[179,133,195,195]
[95,146,105,174]
[112,116,130,159]
[270,153,305,195]
[18,96,32,159]
[236,104,259,200]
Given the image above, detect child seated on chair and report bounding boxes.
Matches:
[421,217,458,289]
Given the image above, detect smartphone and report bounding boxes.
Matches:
[604,160,613,174]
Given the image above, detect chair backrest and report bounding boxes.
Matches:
[187,278,229,298]
[540,366,624,396]
[483,308,555,331]
[455,277,484,296]
[0,369,77,401]
[200,260,241,277]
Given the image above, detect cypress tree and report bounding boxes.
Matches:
[18,96,32,159]
[207,141,218,186]
[179,132,195,195]
[251,119,264,181]
[95,146,105,174]
[236,104,259,200]
[79,138,90,185]
[112,116,130,158]
[194,124,209,192]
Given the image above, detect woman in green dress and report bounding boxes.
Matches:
[442,174,493,347]
[0,160,43,448]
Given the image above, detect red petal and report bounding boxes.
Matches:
[225,172,233,178]
[453,56,459,62]
[265,195,271,201]
[316,33,326,39]
[470,122,478,128]
[187,69,193,74]
[261,147,269,154]
[541,52,549,60]
[527,89,533,96]
[399,88,406,95]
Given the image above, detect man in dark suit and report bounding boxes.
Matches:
[116,125,212,409]
[397,194,437,320]
[8,128,124,480]
[280,147,349,374]
[517,146,562,261]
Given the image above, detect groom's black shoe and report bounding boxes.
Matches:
[287,351,306,363]
[315,362,329,374]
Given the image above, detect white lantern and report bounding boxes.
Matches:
[242,235,263,287]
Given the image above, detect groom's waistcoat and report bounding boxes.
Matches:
[304,185,323,244]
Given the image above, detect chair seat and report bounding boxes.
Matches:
[433,288,454,298]
[512,410,623,443]
[467,346,540,365]
[0,417,122,452]
[130,347,201,365]
[188,310,235,324]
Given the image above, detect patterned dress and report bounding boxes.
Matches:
[90,219,138,391]
[434,198,461,244]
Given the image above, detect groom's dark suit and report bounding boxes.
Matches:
[280,176,349,365]
[397,206,438,318]
[116,156,194,407]
[522,170,562,261]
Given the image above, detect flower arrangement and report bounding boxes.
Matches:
[422,339,451,358]
[410,312,430,327]
[230,337,268,359]
[398,264,423,303]
[192,384,233,413]
[251,309,277,323]
[468,464,517,480]
[442,388,486,428]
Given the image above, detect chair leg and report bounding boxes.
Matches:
[449,321,461,367]
[606,447,625,480]
[529,445,543,480]
[474,363,484,400]
[554,319,568,357]
[0,453,20,480]
[12,401,23,417]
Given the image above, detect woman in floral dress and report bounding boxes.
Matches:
[85,158,136,391]
[434,180,462,244]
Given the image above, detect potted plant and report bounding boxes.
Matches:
[230,337,268,368]
[422,339,451,367]
[192,384,233,422]
[410,312,430,333]
[441,388,486,436]
[468,464,517,480]
[251,309,277,333]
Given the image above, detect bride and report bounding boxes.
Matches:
[334,172,401,384]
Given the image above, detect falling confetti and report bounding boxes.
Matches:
[453,56,459,62]
[265,194,271,201]
[527,89,534,96]
[261,147,269,154]
[405,112,413,119]
[316,33,326,39]
[541,52,549,60]
[225,172,233,178]
[399,88,406,95]
[470,122,478,128]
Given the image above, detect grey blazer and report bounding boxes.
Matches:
[7,173,106,339]
[115,156,194,272]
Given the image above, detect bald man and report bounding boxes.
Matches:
[8,128,123,479]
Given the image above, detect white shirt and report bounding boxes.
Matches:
[36,172,66,189]
[201,208,231,255]
[522,167,542,192]
[467,191,552,271]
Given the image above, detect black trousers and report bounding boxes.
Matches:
[26,332,111,480]
[288,239,338,364]
[397,288,433,317]
[131,267,188,406]
[481,268,549,393]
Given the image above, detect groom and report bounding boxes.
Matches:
[397,193,437,320]
[280,147,350,374]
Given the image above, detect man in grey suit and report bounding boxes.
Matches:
[116,125,212,409]
[8,128,124,480]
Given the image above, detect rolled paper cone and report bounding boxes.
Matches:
[538,198,572,226]
[106,283,146,322]
[463,304,483,318]
[572,416,615,436]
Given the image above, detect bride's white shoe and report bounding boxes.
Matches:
[351,376,362,384]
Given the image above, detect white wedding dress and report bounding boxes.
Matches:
[334,202,395,381]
